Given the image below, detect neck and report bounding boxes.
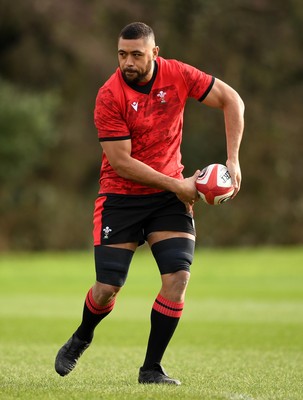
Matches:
[142,60,155,83]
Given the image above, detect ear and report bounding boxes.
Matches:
[153,46,160,59]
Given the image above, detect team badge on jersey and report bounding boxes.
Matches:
[157,91,167,103]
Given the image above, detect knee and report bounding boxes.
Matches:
[170,269,190,285]
[176,269,191,288]
[161,270,191,303]
[92,281,121,306]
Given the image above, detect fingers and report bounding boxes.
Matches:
[185,202,193,213]
[176,170,202,206]
[192,170,201,200]
[226,160,241,199]
[231,174,241,198]
[193,169,201,179]
[231,186,239,199]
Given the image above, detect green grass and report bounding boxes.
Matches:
[0,247,302,399]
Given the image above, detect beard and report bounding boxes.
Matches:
[121,59,153,84]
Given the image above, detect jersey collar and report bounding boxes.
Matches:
[123,60,158,94]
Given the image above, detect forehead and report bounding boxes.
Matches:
[118,37,154,53]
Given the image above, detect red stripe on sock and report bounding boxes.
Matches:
[153,294,184,318]
[85,288,115,315]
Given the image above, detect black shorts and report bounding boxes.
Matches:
[93,191,195,246]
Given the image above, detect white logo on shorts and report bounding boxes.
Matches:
[103,226,112,239]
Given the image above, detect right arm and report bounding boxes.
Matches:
[100,139,200,206]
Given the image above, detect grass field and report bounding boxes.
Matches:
[0,247,302,399]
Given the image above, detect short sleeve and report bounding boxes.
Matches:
[176,61,215,102]
[94,86,131,142]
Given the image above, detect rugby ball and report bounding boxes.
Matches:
[195,163,234,205]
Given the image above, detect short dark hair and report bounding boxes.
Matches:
[119,22,155,42]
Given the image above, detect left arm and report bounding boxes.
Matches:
[202,78,245,197]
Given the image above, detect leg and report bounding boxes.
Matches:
[139,232,195,385]
[74,244,136,343]
[159,269,190,303]
[74,281,121,343]
[55,243,136,377]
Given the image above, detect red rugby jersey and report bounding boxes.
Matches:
[94,56,214,195]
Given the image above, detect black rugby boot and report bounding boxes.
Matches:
[55,334,91,376]
[138,363,181,385]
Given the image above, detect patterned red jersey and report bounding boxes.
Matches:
[94,56,214,195]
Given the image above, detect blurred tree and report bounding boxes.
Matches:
[0,79,58,184]
[0,79,59,249]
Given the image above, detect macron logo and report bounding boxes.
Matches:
[131,102,138,111]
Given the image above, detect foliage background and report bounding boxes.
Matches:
[0,0,302,250]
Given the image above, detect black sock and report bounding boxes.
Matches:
[75,287,115,342]
[142,293,184,370]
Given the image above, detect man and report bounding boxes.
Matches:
[55,22,244,385]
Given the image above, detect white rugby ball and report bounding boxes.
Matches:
[195,163,234,205]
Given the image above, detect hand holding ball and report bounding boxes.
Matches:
[195,164,234,205]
